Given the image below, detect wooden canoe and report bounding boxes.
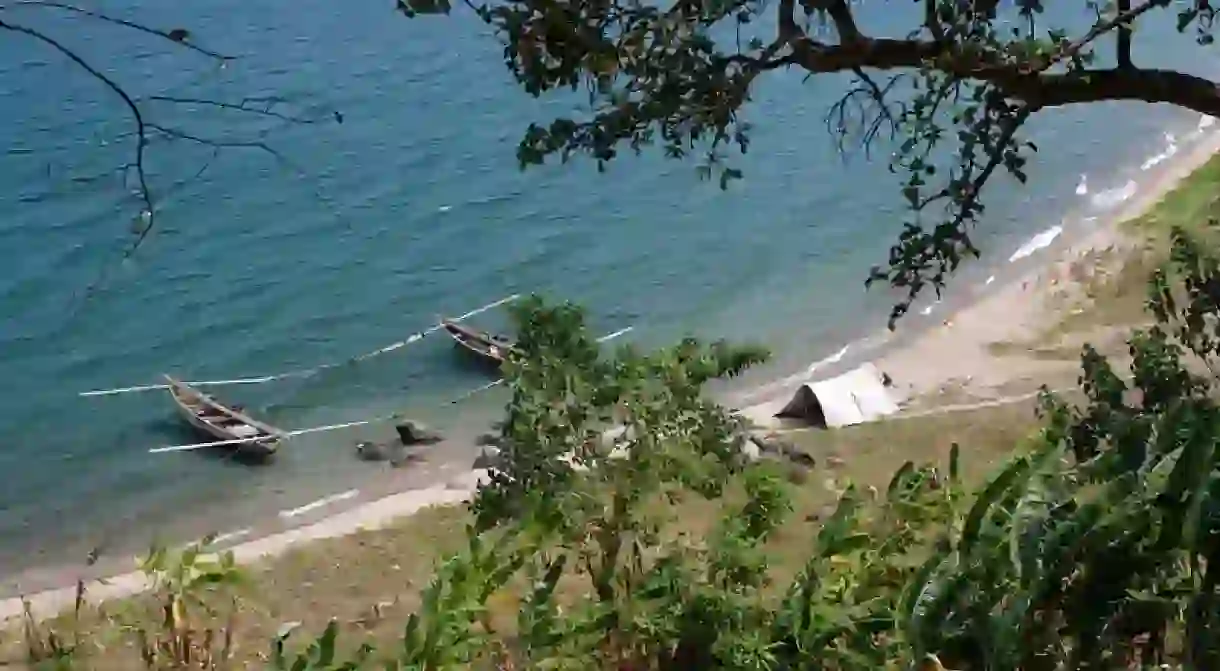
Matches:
[439,319,517,367]
[163,375,283,458]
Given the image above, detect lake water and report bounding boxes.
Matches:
[0,0,1215,590]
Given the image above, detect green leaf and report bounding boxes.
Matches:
[961,456,1031,558]
[317,620,338,666]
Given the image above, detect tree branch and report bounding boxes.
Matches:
[0,4,347,309]
[776,36,1220,116]
[1011,68,1220,113]
[826,67,902,156]
[145,95,342,125]
[421,0,1220,324]
[807,0,861,44]
[1,1,233,61]
[924,0,945,40]
[1117,0,1134,69]
[1038,0,1169,72]
[0,18,155,230]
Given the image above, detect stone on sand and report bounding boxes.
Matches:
[473,445,503,470]
[395,420,443,446]
[355,440,411,467]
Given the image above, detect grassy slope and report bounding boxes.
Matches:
[10,154,1220,667]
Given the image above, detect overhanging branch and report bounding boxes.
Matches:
[761,0,1220,116]
[774,36,1220,116]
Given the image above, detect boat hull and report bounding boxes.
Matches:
[440,319,515,368]
[164,376,281,460]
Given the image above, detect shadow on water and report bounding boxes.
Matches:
[446,346,505,377]
[196,444,278,468]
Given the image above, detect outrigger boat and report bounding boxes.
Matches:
[164,375,283,459]
[439,318,518,367]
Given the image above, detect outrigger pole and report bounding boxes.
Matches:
[81,294,520,397]
[147,325,635,454]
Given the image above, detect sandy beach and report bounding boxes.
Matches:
[6,122,1220,625]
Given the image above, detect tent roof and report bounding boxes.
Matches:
[776,363,899,428]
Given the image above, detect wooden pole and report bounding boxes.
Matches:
[83,294,520,397]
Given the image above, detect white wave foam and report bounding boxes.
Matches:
[807,344,849,374]
[279,489,359,519]
[749,343,854,397]
[1090,179,1137,210]
[212,528,252,544]
[735,329,896,406]
[1140,132,1179,171]
[438,205,452,212]
[1009,225,1063,263]
[1201,115,1216,132]
[187,528,251,549]
[1075,173,1088,195]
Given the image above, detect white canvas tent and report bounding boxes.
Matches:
[775,363,900,428]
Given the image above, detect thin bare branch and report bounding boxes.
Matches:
[1036,0,1168,73]
[145,95,341,125]
[1,1,233,60]
[146,122,287,156]
[825,68,903,158]
[0,18,155,229]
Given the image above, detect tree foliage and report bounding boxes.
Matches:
[259,222,1220,668]
[398,0,1220,324]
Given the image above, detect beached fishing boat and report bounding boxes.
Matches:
[164,375,283,459]
[439,318,517,367]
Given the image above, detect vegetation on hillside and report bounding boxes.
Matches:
[11,222,1220,669]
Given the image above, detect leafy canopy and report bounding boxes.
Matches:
[398,0,1220,324]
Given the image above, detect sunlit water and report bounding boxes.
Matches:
[0,0,1214,591]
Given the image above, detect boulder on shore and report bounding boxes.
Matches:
[395,420,443,446]
[355,440,423,468]
[473,445,503,470]
[355,440,406,463]
[747,431,815,469]
[475,432,501,447]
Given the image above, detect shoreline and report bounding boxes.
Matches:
[7,118,1220,624]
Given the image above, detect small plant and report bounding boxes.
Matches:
[14,580,87,670]
[7,548,102,670]
[130,536,245,669]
